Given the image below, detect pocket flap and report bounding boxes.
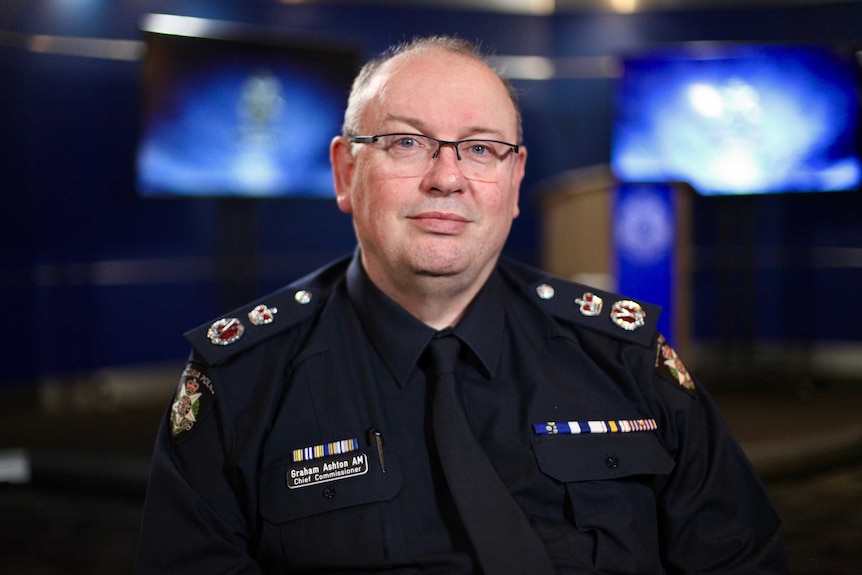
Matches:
[532,433,674,483]
[259,450,403,523]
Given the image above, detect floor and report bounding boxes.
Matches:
[1,371,861,574]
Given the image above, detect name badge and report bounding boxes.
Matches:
[286,453,369,489]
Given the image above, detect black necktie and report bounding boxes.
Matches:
[428,334,555,574]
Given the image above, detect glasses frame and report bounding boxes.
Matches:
[348,133,520,162]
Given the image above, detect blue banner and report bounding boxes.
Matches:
[613,183,677,344]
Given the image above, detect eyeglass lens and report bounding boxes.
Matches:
[372,134,515,182]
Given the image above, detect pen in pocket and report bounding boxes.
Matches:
[366,427,386,474]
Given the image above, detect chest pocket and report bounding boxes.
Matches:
[531,432,675,573]
[532,432,674,481]
[258,449,404,571]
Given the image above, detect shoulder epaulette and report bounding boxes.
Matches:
[529,276,660,347]
[184,284,324,366]
[183,256,351,366]
[499,258,660,347]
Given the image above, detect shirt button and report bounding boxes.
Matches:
[322,486,336,500]
[605,456,619,469]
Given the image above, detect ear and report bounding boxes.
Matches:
[511,146,527,219]
[330,136,356,214]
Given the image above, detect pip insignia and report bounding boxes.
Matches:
[575,292,603,316]
[248,304,278,326]
[610,300,646,331]
[207,317,245,346]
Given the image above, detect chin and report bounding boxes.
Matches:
[410,253,469,278]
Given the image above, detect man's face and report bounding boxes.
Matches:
[331,49,526,298]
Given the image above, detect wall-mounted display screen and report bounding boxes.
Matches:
[137,15,360,198]
[611,44,861,195]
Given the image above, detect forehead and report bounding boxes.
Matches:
[361,49,517,138]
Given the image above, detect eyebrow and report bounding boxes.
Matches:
[379,113,509,141]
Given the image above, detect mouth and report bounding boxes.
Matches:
[412,211,469,222]
[408,211,471,234]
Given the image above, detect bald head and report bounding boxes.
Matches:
[342,36,522,144]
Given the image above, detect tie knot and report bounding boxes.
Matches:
[428,335,461,376]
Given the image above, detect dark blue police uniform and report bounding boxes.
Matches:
[134,251,788,574]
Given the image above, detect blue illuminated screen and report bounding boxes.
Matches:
[611,45,861,195]
[137,32,359,198]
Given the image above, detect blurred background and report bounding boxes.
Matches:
[1,0,861,573]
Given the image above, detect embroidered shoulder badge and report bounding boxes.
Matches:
[170,362,215,439]
[655,334,696,393]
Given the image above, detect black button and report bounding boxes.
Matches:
[322,486,336,499]
[605,456,619,469]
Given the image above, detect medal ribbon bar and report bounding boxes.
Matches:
[533,419,658,435]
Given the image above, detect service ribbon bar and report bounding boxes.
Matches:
[533,419,658,435]
[292,437,359,463]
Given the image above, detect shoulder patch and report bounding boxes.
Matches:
[184,286,323,366]
[529,278,660,347]
[170,362,215,440]
[655,334,696,394]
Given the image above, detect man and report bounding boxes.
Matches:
[135,36,788,574]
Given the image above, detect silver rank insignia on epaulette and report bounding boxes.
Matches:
[610,300,647,331]
[206,292,312,346]
[574,292,603,316]
[207,317,245,346]
[248,304,278,326]
[205,304,279,346]
[532,279,659,347]
[186,286,321,366]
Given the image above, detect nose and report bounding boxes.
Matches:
[432,141,462,161]
[423,144,466,192]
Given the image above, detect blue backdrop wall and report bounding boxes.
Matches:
[1,1,861,387]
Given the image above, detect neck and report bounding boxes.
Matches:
[364,261,495,331]
[403,287,476,330]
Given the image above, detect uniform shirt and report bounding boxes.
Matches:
[134,252,788,574]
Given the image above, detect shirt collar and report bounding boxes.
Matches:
[346,251,505,387]
[451,270,504,379]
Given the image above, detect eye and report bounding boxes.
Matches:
[464,141,498,158]
[393,136,421,149]
[378,134,429,157]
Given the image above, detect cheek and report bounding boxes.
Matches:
[359,170,411,212]
[352,177,396,227]
[487,186,520,220]
[504,181,521,219]
[346,166,377,216]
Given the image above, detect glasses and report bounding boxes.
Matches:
[348,133,519,183]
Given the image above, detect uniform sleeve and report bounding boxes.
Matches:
[651,337,789,573]
[133,360,263,575]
